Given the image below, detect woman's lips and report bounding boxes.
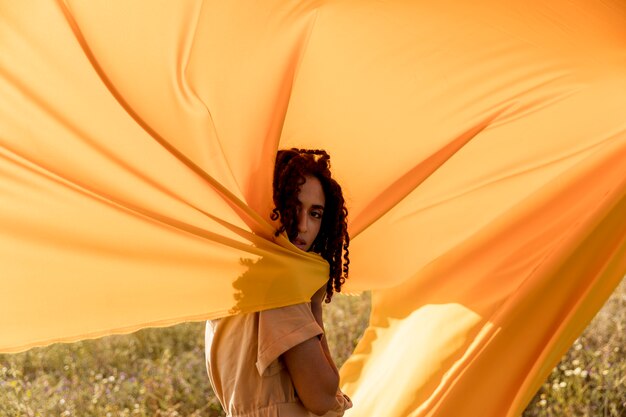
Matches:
[293,238,307,249]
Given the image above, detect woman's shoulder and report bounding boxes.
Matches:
[261,301,313,316]
[205,302,316,343]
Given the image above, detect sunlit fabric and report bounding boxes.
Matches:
[1,1,624,416]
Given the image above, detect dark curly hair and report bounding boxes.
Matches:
[271,148,350,303]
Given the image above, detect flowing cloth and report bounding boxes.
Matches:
[1,1,625,416]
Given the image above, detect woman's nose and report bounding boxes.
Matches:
[297,211,308,233]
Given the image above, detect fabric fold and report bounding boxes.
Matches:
[1,1,625,416]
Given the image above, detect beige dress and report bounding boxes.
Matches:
[205,302,351,417]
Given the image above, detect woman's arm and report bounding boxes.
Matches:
[281,285,342,416]
[310,290,339,377]
[282,336,341,415]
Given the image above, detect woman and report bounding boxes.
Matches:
[205,148,353,416]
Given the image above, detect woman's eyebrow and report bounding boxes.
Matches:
[311,204,325,210]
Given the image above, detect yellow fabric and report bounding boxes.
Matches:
[0,1,624,416]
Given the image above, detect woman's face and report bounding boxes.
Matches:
[291,175,325,252]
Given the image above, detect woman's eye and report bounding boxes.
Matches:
[311,211,322,219]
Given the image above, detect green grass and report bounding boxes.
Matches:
[522,277,625,417]
[1,280,623,416]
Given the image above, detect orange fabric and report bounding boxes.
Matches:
[1,1,625,416]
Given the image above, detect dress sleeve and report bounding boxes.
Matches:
[256,302,324,376]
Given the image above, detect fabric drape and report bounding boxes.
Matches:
[1,1,624,416]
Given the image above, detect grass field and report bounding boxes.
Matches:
[1,278,624,416]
